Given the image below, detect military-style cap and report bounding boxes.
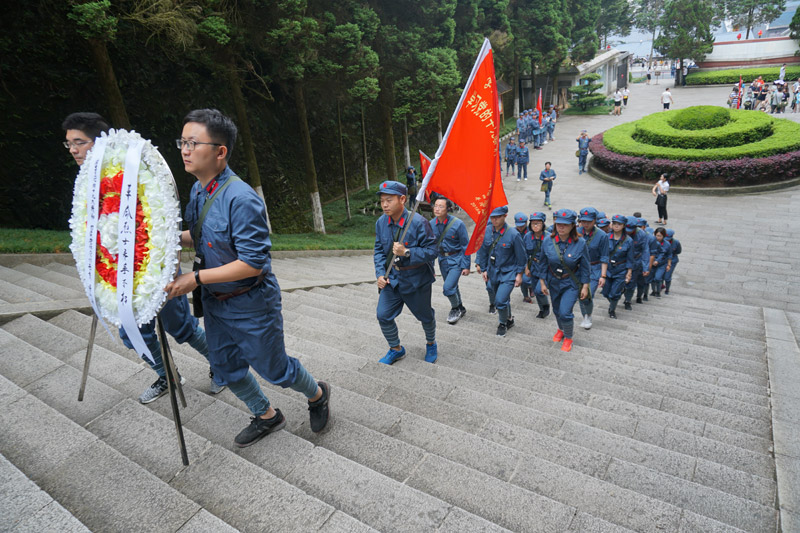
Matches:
[597,217,610,227]
[646,227,654,234]
[553,209,577,224]
[377,181,407,196]
[529,212,547,221]
[636,217,647,227]
[666,229,675,237]
[597,211,607,219]
[549,104,555,108]
[611,214,627,225]
[625,218,638,230]
[578,207,597,221]
[490,205,509,217]
[514,212,528,225]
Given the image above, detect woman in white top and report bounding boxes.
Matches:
[652,174,670,224]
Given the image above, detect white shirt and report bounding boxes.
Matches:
[623,88,630,97]
[614,91,622,102]
[661,91,673,104]
[657,181,670,194]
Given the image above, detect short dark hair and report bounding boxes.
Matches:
[633,211,642,218]
[545,161,551,166]
[434,197,453,210]
[182,108,237,160]
[62,112,110,140]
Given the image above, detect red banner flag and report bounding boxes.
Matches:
[416,38,507,255]
[536,89,543,126]
[419,150,432,201]
[737,75,743,109]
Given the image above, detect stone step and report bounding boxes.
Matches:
[0,265,84,301]
[13,263,87,294]
[45,262,80,278]
[0,277,53,304]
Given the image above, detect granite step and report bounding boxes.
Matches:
[13,263,87,294]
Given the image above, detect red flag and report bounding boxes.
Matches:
[419,150,432,200]
[536,89,543,126]
[737,75,743,109]
[416,38,507,255]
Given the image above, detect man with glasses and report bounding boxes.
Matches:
[62,112,224,403]
[165,108,330,446]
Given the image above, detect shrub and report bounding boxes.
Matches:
[686,66,800,86]
[568,73,605,110]
[589,132,800,185]
[602,110,800,161]
[668,106,730,130]
[632,109,773,149]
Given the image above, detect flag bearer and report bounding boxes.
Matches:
[477,206,526,337]
[577,207,609,330]
[432,197,470,325]
[373,181,439,364]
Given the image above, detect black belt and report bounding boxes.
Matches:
[590,261,601,265]
[394,263,424,271]
[212,272,267,301]
[548,268,571,279]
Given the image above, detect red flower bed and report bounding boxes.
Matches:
[589,132,800,186]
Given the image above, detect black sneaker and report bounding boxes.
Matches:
[235,409,286,448]
[536,305,550,319]
[643,294,649,302]
[608,309,617,319]
[506,316,515,330]
[308,381,330,433]
[496,323,507,337]
[489,304,496,314]
[636,297,643,304]
[624,301,632,310]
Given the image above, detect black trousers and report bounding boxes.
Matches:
[657,195,668,220]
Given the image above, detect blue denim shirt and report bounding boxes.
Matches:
[667,238,681,264]
[476,224,526,283]
[539,169,556,189]
[579,228,610,282]
[606,233,635,277]
[433,215,471,270]
[516,145,530,165]
[524,232,547,278]
[630,228,652,271]
[577,136,591,153]
[184,165,275,317]
[538,235,591,286]
[649,236,673,266]
[505,143,516,162]
[374,209,436,293]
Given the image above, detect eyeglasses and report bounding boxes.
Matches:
[63,140,92,149]
[175,139,221,151]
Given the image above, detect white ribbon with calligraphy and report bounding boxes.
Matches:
[116,138,154,365]
[82,137,114,339]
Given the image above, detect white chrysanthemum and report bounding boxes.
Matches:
[70,129,182,327]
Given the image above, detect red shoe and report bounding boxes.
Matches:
[552,330,564,342]
[561,338,573,352]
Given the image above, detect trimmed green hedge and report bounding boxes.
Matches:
[669,106,730,130]
[603,112,800,161]
[633,109,774,149]
[686,66,800,86]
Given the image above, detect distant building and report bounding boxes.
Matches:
[696,36,800,69]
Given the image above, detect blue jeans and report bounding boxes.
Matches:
[506,160,515,174]
[578,153,587,171]
[543,185,552,204]
[488,277,515,324]
[439,261,463,307]
[548,279,580,338]
[517,163,528,180]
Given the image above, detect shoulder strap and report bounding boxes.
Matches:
[550,236,590,300]
[487,228,505,258]
[384,212,414,271]
[436,217,458,250]
[192,176,241,247]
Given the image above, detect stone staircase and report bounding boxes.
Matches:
[0,257,789,532]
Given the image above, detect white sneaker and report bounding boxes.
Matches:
[524,177,528,181]
[517,178,521,182]
[582,315,593,330]
[543,141,548,145]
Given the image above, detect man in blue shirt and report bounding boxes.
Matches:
[476,206,526,337]
[546,105,557,141]
[62,111,223,404]
[539,162,556,209]
[576,130,591,174]
[374,181,439,364]
[165,109,329,447]
[432,197,471,324]
[576,207,609,330]
[622,217,652,310]
[504,139,516,178]
[531,111,542,150]
[516,141,530,182]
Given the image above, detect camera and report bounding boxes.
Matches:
[192,255,204,317]
[609,259,618,266]
[554,267,564,276]
[490,255,496,265]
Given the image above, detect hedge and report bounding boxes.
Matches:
[633,109,773,149]
[603,114,800,161]
[686,66,800,86]
[589,132,800,185]
[669,106,730,130]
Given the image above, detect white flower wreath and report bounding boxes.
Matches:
[69,129,182,327]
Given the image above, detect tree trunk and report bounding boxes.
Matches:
[361,105,369,190]
[403,116,411,170]
[437,112,443,143]
[87,38,130,129]
[513,44,520,116]
[378,76,397,180]
[337,100,350,220]
[648,27,657,69]
[293,81,325,234]
[227,56,271,232]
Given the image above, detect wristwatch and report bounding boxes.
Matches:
[404,249,411,258]
[194,270,203,285]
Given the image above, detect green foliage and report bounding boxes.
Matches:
[596,0,633,46]
[0,229,72,254]
[686,66,800,85]
[568,73,605,109]
[634,0,665,36]
[569,0,601,63]
[633,108,773,149]
[654,0,715,64]
[792,5,800,43]
[68,0,118,41]
[668,105,731,129]
[723,0,786,39]
[602,108,800,160]
[197,15,230,46]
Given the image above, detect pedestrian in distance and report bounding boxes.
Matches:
[546,105,557,141]
[405,166,418,209]
[539,161,556,209]
[516,140,530,181]
[522,212,551,318]
[652,173,670,224]
[780,63,786,81]
[577,208,609,330]
[647,68,652,85]
[661,88,674,110]
[504,138,516,177]
[613,90,623,115]
[623,87,630,107]
[602,215,634,319]
[432,197,470,325]
[165,109,329,447]
[576,130,591,174]
[476,206,526,337]
[536,209,590,352]
[373,181,439,365]
[62,112,225,404]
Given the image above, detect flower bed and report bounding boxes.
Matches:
[686,66,800,86]
[632,109,774,149]
[589,132,800,186]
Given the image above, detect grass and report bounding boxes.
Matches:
[561,105,614,116]
[0,228,72,253]
[630,76,647,84]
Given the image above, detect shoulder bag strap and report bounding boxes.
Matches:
[436,216,458,250]
[191,176,241,247]
[551,236,590,300]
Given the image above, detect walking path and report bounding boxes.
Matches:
[1,81,798,532]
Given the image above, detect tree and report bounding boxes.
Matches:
[568,73,605,109]
[724,0,786,40]
[570,0,602,63]
[596,0,633,49]
[654,0,715,86]
[791,5,800,51]
[634,0,666,68]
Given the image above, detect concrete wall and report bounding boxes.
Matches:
[697,37,800,69]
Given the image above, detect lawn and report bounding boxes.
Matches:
[561,105,614,116]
